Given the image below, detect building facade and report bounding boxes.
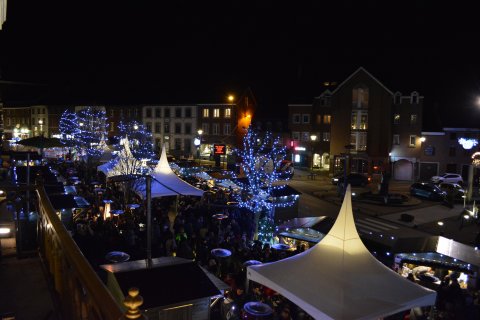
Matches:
[419,128,480,181]
[143,105,198,157]
[288,67,424,180]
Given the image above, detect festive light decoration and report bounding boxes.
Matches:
[117,121,155,161]
[59,109,80,147]
[258,215,275,244]
[235,127,296,242]
[76,107,108,159]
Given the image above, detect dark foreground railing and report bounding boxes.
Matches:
[36,183,124,320]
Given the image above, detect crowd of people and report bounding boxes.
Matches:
[7,157,478,319]
[50,159,314,319]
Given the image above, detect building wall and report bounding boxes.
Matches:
[330,70,393,160]
[391,93,424,161]
[31,105,48,137]
[105,105,142,137]
[419,129,480,180]
[197,103,237,153]
[143,105,198,156]
[3,106,32,140]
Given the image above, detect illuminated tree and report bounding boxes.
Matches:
[117,120,155,161]
[235,127,295,242]
[76,107,108,160]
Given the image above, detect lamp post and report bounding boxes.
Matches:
[38,119,43,136]
[310,134,317,172]
[197,129,203,165]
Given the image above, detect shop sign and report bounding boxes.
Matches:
[213,144,226,155]
[424,145,435,156]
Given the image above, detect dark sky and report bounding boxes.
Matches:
[1,1,480,126]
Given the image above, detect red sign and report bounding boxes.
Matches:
[214,144,226,155]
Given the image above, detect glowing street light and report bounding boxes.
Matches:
[228,95,235,102]
[419,137,426,143]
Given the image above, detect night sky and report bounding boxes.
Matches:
[1,1,480,127]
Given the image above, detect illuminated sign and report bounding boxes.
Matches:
[458,138,478,150]
[213,144,226,155]
[295,147,306,151]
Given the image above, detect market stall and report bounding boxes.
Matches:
[393,236,480,290]
[247,186,436,320]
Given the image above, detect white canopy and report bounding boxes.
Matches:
[247,185,436,320]
[137,145,204,198]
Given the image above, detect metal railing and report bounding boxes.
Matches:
[36,183,124,320]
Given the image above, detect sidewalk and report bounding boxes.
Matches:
[0,200,58,319]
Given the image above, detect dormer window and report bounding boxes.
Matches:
[394,92,401,105]
[411,92,419,104]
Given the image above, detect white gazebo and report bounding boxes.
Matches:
[247,185,436,320]
[136,145,204,198]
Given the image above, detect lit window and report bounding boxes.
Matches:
[213,109,220,118]
[352,86,369,108]
[225,108,231,118]
[293,114,301,124]
[203,108,209,118]
[322,132,330,142]
[351,111,368,130]
[409,135,416,147]
[323,115,331,124]
[394,114,400,124]
[393,134,400,145]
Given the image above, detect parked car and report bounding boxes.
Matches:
[438,182,465,201]
[332,173,369,187]
[430,173,463,185]
[410,182,447,201]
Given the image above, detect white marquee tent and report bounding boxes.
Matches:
[136,145,204,198]
[247,185,436,320]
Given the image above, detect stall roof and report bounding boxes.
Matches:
[101,257,220,309]
[394,236,480,268]
[143,145,204,198]
[248,186,436,320]
[47,194,78,210]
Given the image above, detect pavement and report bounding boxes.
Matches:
[0,188,58,319]
[289,168,480,248]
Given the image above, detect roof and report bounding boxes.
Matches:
[47,194,78,210]
[108,260,220,309]
[136,144,204,198]
[331,67,394,96]
[247,185,436,320]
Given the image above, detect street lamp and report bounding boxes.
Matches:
[38,119,43,136]
[228,95,234,102]
[310,134,317,171]
[197,129,203,165]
